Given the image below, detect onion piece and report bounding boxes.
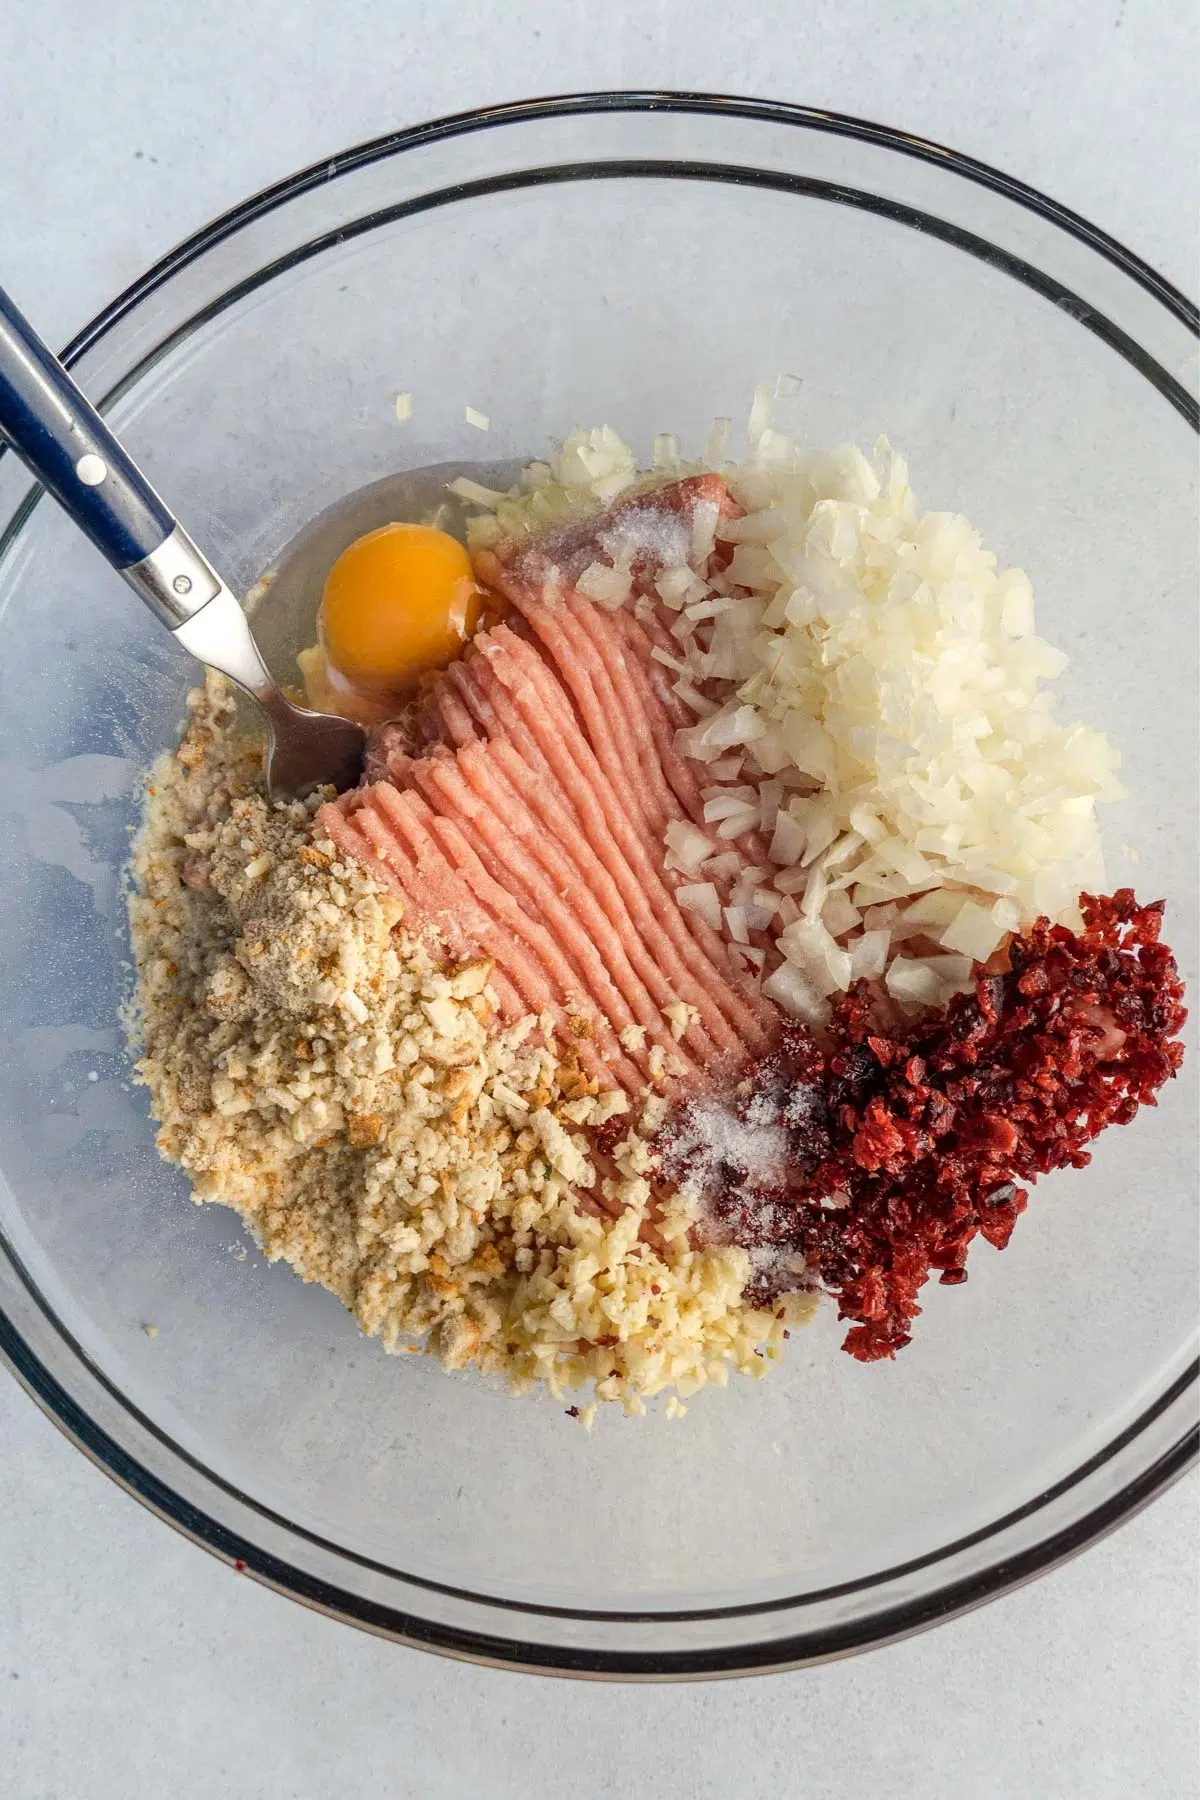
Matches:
[576,561,632,610]
[675,883,722,931]
[885,959,949,1008]
[769,810,807,866]
[762,961,831,1026]
[850,929,890,979]
[938,898,1008,961]
[777,918,853,996]
[723,906,751,944]
[664,820,715,876]
[821,889,862,939]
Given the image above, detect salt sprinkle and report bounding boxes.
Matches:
[660,1093,789,1199]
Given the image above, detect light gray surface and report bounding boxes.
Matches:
[2,3,1197,1796]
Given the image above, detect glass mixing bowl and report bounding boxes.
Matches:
[1,95,1196,1677]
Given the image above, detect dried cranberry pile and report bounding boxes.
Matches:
[659,891,1187,1361]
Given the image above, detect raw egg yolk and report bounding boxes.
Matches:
[320,522,481,697]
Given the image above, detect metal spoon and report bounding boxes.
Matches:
[0,282,367,798]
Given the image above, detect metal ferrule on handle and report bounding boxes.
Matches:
[0,282,275,690]
[122,524,223,626]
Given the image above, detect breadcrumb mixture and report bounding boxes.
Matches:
[125,677,811,1417]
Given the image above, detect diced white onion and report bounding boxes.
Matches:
[691,498,720,566]
[777,918,853,996]
[991,897,1021,933]
[885,958,949,1008]
[938,898,1007,961]
[901,888,967,930]
[646,423,1118,955]
[676,882,722,930]
[702,789,759,822]
[762,961,830,1025]
[663,820,715,877]
[730,943,766,973]
[850,929,890,980]
[773,864,812,895]
[651,645,691,674]
[769,810,807,866]
[701,704,765,750]
[716,806,760,840]
[821,889,862,939]
[920,953,975,987]
[447,476,506,505]
[799,863,828,921]
[705,418,731,466]
[723,906,751,944]
[576,561,632,609]
[476,416,1125,1009]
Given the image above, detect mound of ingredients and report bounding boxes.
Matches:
[127,395,1186,1418]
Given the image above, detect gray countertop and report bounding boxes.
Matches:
[3,4,1197,1795]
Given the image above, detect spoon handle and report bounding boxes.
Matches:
[0,283,363,797]
[0,282,177,565]
[0,281,229,631]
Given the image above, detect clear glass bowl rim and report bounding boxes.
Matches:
[1,90,1196,1679]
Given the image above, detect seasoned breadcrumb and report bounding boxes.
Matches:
[125,677,812,1415]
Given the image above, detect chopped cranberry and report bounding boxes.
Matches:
[655,890,1186,1361]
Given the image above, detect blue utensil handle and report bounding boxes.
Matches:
[0,282,175,569]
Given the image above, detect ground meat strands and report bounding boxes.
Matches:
[322,480,785,1102]
[452,741,722,1066]
[470,716,748,1058]
[409,749,685,1086]
[385,785,644,1092]
[450,629,772,1046]
[470,633,774,1041]
[658,891,1187,1361]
